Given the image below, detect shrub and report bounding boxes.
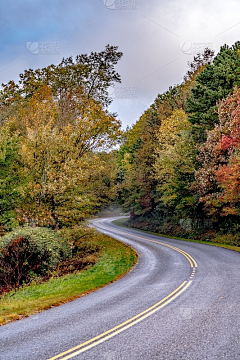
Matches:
[212,233,240,247]
[0,225,101,295]
[59,226,100,256]
[0,227,71,292]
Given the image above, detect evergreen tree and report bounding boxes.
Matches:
[187,42,240,142]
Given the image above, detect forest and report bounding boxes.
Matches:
[118,41,240,245]
[0,42,240,296]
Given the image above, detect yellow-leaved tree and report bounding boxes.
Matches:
[6,85,121,227]
[154,109,197,217]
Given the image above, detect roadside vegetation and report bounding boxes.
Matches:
[113,218,240,253]
[0,228,137,325]
[0,45,138,324]
[117,42,240,244]
[1,41,240,324]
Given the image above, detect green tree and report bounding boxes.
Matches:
[118,48,214,229]
[154,109,197,219]
[187,42,240,142]
[118,85,186,219]
[0,130,22,231]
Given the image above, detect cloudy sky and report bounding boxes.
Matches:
[1,0,240,128]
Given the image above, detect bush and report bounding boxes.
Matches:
[0,225,101,295]
[59,226,100,256]
[0,227,71,292]
[211,233,240,247]
[56,226,101,276]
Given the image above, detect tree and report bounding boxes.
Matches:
[187,42,240,142]
[118,105,160,217]
[118,84,189,221]
[154,109,197,219]
[215,90,240,216]
[194,87,240,223]
[117,48,215,231]
[88,151,120,209]
[0,45,123,228]
[0,129,22,231]
[7,86,121,227]
[0,45,123,112]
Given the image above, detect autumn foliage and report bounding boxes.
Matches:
[1,41,240,250]
[0,226,99,294]
[0,45,122,230]
[119,43,240,239]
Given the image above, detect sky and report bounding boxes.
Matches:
[0,0,240,129]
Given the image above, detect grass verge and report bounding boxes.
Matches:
[0,232,137,326]
[113,218,240,253]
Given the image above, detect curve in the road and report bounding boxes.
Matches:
[47,219,197,360]
[3,217,239,360]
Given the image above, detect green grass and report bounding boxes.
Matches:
[0,233,137,326]
[113,218,240,253]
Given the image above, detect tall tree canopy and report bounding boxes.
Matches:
[187,41,240,142]
[195,87,240,222]
[0,45,122,229]
[118,43,240,237]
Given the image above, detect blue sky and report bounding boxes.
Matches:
[1,0,240,128]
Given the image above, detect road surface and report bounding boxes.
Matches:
[1,217,240,360]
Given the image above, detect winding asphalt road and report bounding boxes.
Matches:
[1,217,240,360]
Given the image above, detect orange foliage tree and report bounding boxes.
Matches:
[195,87,240,219]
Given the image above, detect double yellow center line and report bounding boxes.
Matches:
[47,222,197,360]
[96,222,198,268]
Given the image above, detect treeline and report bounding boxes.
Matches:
[0,45,122,232]
[1,41,240,246]
[118,42,240,244]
